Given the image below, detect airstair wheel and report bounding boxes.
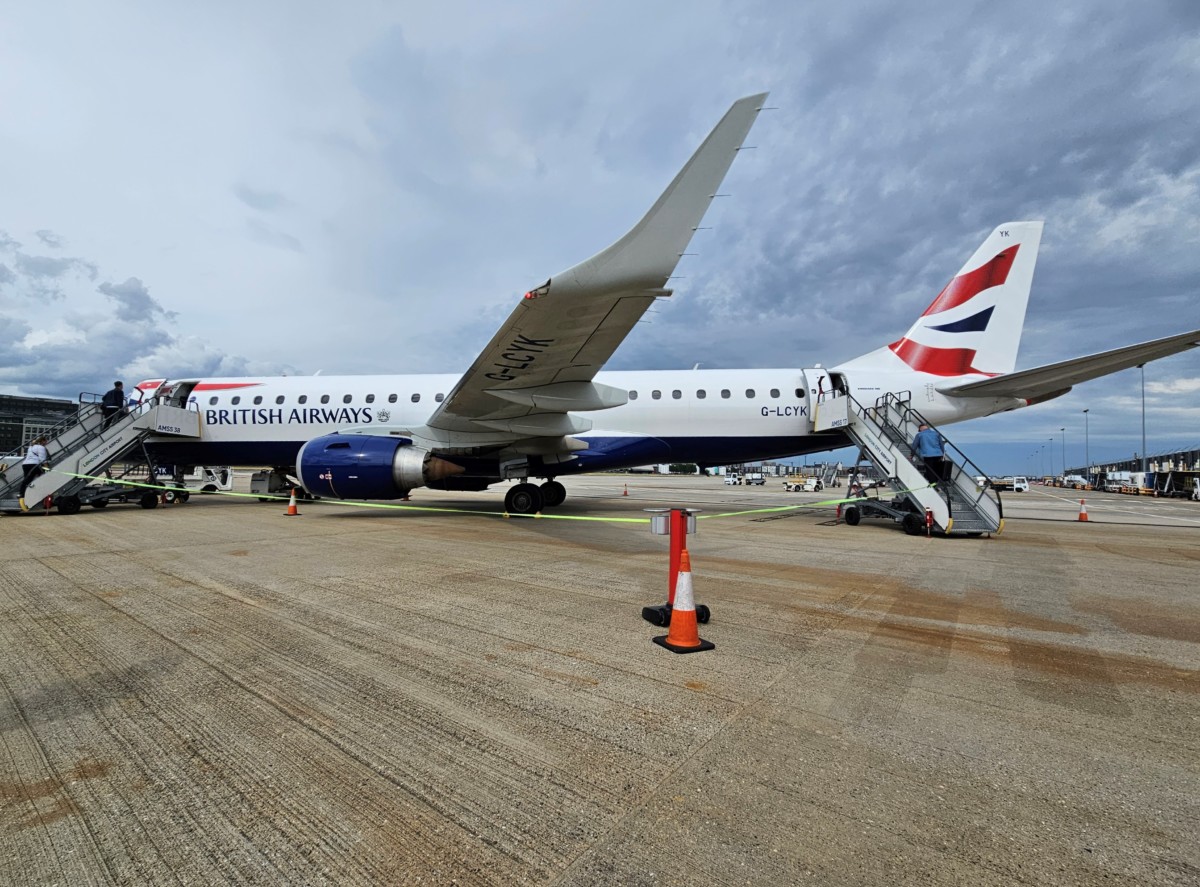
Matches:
[902,512,924,535]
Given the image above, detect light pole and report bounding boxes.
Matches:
[1060,427,1066,475]
[1138,363,1147,474]
[1049,437,1055,477]
[1083,409,1090,483]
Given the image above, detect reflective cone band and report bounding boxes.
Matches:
[653,549,714,654]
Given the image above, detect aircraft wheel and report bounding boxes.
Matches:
[91,499,109,509]
[56,495,82,515]
[140,492,159,509]
[505,483,543,515]
[902,512,924,535]
[539,480,566,508]
[843,505,861,526]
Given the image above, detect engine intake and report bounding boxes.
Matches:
[297,433,463,500]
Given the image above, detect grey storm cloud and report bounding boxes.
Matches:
[234,184,292,213]
[35,229,64,248]
[98,277,177,321]
[0,264,15,287]
[0,254,293,396]
[13,253,98,282]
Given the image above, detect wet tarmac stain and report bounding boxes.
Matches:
[1073,595,1200,643]
[700,556,1085,636]
[537,668,600,688]
[229,550,250,557]
[685,681,709,691]
[0,758,112,830]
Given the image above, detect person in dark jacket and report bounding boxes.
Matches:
[102,381,126,429]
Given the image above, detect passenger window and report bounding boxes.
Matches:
[411,393,421,403]
[652,390,662,400]
[629,390,639,400]
[231,396,241,405]
[745,389,755,398]
[253,395,263,405]
[721,389,731,399]
[275,395,285,405]
[795,388,804,398]
[209,396,218,406]
[320,395,330,404]
[298,395,307,404]
[388,394,398,403]
[672,390,682,400]
[343,394,352,404]
[365,394,375,404]
[435,393,444,402]
[697,390,706,399]
[770,388,780,398]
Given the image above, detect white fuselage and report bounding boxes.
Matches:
[141,365,1022,473]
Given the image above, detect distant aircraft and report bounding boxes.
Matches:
[135,93,1200,513]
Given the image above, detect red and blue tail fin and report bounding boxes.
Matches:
[841,222,1043,378]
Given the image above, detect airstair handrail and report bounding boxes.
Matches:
[883,397,1003,522]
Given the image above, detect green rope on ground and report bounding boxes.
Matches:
[53,470,935,523]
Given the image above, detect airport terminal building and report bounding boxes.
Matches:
[0,394,75,457]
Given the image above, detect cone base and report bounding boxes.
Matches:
[642,605,671,626]
[652,635,715,654]
[642,603,712,625]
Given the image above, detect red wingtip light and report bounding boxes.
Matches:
[523,280,551,301]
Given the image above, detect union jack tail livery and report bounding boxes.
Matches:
[845,222,1043,379]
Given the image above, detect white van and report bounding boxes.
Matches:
[1011,476,1029,493]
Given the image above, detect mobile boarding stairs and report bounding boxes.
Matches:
[0,393,201,515]
[813,391,1003,536]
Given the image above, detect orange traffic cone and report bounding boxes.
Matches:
[623,483,629,497]
[285,487,301,516]
[653,549,715,654]
[1078,498,1088,522]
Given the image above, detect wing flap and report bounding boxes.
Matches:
[939,327,1200,400]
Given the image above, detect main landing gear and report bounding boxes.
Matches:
[504,479,567,515]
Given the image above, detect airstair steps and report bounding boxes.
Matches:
[815,391,1003,536]
[0,398,201,514]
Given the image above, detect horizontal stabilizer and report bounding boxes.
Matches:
[940,327,1200,400]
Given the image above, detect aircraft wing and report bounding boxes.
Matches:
[425,93,768,437]
[939,327,1200,401]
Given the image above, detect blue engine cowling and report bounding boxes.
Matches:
[297,433,458,500]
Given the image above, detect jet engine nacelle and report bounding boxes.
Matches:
[296,433,462,500]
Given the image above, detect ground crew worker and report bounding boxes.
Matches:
[102,381,125,428]
[19,436,50,510]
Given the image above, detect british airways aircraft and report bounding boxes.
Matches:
[134,93,1200,514]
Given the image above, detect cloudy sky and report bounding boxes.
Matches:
[2,1,1198,473]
